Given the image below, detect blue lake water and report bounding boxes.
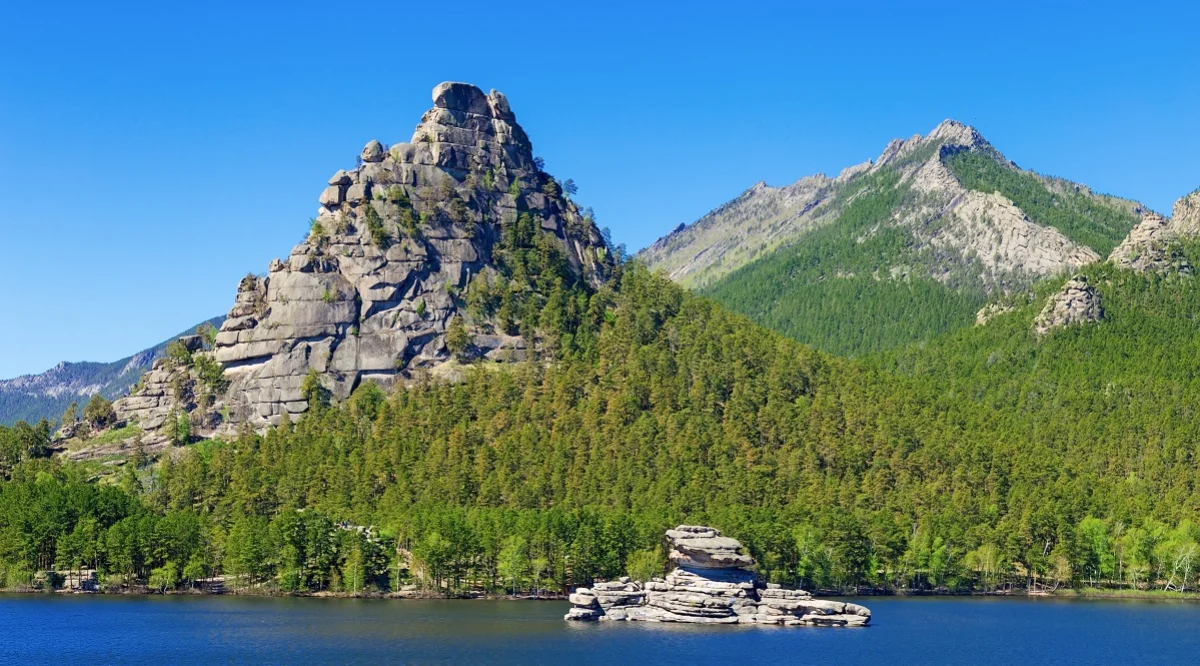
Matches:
[2,594,1199,664]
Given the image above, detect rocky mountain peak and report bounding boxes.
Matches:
[927,119,991,151]
[875,119,994,170]
[638,117,1124,292]
[115,82,614,438]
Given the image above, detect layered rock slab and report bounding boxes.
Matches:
[565,526,870,627]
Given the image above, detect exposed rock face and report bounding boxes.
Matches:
[940,188,1101,277]
[112,336,226,448]
[127,82,616,433]
[565,525,871,627]
[1034,275,1103,335]
[666,525,756,569]
[975,302,1016,326]
[640,119,1140,291]
[1171,190,1200,237]
[1108,213,1190,274]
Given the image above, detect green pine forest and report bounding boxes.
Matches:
[701,151,1142,359]
[7,224,1200,597]
[701,168,989,357]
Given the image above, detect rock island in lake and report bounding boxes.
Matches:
[565,525,871,627]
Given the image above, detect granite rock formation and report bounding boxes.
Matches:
[1172,190,1200,237]
[116,82,612,437]
[111,335,227,450]
[1033,275,1103,335]
[1107,213,1191,274]
[0,317,223,428]
[565,525,871,627]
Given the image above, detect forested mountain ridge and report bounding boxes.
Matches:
[9,242,1200,596]
[0,317,222,427]
[644,121,1151,356]
[4,81,1200,600]
[642,120,1146,290]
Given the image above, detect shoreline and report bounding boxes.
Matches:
[6,587,1200,603]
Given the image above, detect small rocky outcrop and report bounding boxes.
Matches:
[975,302,1015,326]
[1033,275,1103,335]
[1107,213,1191,274]
[565,525,871,627]
[112,335,226,448]
[1172,190,1200,237]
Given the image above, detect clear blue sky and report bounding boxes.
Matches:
[1,0,1197,378]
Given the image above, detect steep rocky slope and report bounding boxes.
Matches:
[112,82,613,440]
[642,120,1145,291]
[642,121,1148,355]
[0,317,221,426]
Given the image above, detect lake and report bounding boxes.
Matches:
[2,594,1199,664]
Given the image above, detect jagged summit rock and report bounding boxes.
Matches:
[116,82,612,437]
[1034,275,1103,336]
[1108,213,1191,274]
[565,525,870,627]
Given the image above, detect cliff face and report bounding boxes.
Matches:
[118,82,612,435]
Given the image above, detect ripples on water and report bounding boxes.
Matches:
[2,594,1199,665]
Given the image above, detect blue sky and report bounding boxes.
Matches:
[1,0,1197,377]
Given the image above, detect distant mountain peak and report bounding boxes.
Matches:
[0,317,223,426]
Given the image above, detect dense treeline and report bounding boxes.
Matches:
[702,169,987,356]
[8,251,1200,596]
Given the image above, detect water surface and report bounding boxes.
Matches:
[2,594,1198,664]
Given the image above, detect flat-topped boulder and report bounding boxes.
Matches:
[666,525,756,569]
[565,525,870,627]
